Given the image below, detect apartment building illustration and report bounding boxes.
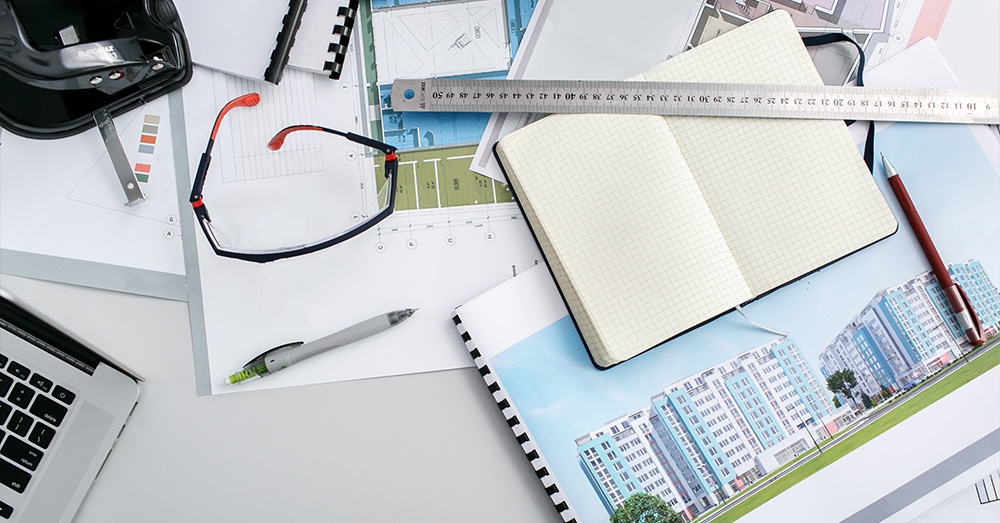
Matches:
[818,259,1000,402]
[575,338,837,519]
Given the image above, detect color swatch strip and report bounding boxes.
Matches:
[135,114,160,182]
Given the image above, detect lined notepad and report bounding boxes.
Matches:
[494,11,897,368]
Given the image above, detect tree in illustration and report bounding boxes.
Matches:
[880,385,892,401]
[610,492,683,523]
[826,370,860,409]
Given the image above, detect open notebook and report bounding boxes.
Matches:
[493,11,897,368]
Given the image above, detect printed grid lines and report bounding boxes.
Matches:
[646,12,896,295]
[495,11,896,365]
[499,113,751,366]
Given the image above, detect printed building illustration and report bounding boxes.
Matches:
[575,338,836,519]
[819,259,1000,402]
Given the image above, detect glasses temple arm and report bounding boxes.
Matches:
[344,132,396,156]
[188,138,213,206]
[268,125,397,157]
[189,93,261,215]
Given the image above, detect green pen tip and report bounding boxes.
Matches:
[225,362,268,385]
[225,369,255,385]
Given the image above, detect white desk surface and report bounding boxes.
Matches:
[0,274,562,523]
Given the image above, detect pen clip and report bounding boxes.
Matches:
[243,342,303,369]
[954,284,986,345]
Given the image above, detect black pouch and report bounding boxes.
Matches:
[0,0,192,139]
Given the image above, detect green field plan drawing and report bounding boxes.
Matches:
[376,145,516,212]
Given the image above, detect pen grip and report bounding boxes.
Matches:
[289,314,394,365]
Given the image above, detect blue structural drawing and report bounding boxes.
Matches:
[506,0,535,58]
[380,80,494,150]
[375,0,537,150]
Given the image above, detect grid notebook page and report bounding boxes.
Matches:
[642,11,897,296]
[497,114,752,367]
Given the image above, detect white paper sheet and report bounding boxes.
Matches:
[180,52,542,395]
[0,97,186,298]
[173,0,290,81]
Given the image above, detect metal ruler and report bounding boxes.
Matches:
[390,79,1000,125]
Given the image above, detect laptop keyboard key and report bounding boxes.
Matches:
[9,383,35,409]
[52,385,75,405]
[28,423,56,449]
[8,383,33,409]
[29,373,52,393]
[0,352,7,368]
[5,410,32,437]
[1,438,43,471]
[0,457,30,493]
[0,373,11,397]
[0,498,11,519]
[29,396,67,427]
[6,361,29,381]
[0,401,10,425]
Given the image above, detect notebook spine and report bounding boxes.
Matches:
[452,313,578,523]
[322,0,360,80]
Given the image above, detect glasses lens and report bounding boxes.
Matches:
[203,151,393,255]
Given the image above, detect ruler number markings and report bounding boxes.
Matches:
[395,79,998,125]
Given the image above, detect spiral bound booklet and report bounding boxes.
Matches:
[175,0,360,83]
[452,248,1000,523]
[493,11,897,368]
[454,264,581,522]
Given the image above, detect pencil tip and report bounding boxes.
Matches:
[880,154,898,179]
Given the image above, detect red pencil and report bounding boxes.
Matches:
[881,154,985,345]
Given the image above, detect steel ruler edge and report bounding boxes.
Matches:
[390,79,1000,125]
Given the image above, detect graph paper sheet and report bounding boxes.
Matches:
[642,11,898,296]
[494,11,897,367]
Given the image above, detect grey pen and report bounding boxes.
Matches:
[224,308,418,385]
